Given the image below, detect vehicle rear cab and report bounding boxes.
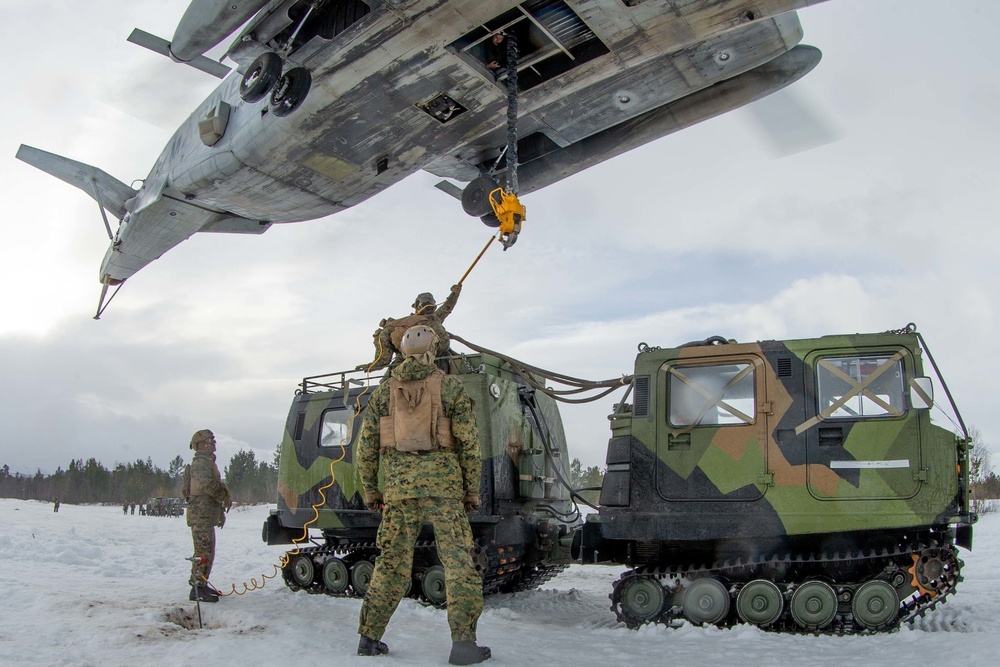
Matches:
[263,352,579,574]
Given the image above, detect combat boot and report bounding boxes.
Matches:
[448,640,491,665]
[357,635,389,656]
[189,583,219,603]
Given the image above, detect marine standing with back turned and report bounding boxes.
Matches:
[356,325,491,665]
[182,429,232,603]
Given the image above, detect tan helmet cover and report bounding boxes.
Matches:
[400,325,438,364]
[190,429,215,449]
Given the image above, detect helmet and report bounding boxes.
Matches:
[190,429,215,449]
[400,325,437,363]
[412,292,435,311]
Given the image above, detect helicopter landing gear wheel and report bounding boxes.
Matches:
[270,67,311,117]
[909,546,960,597]
[462,176,499,217]
[240,51,282,102]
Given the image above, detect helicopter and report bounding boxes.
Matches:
[16,0,829,317]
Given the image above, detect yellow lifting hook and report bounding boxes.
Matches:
[489,188,525,250]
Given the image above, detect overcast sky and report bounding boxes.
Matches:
[1,0,998,475]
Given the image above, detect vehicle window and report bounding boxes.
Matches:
[320,408,359,448]
[816,354,904,419]
[668,363,755,426]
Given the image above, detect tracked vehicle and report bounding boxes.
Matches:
[578,324,976,634]
[262,351,580,603]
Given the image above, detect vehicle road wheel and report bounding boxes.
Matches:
[322,557,350,595]
[736,579,784,627]
[350,560,374,596]
[240,52,282,102]
[852,580,899,629]
[421,565,448,606]
[290,554,315,588]
[618,576,665,625]
[790,580,838,630]
[682,577,730,626]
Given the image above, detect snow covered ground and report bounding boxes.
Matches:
[1,498,996,666]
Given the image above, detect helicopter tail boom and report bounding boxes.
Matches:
[16,145,137,222]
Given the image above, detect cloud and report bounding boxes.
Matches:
[1,0,999,479]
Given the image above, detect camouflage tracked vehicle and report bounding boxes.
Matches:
[262,351,580,602]
[577,325,976,634]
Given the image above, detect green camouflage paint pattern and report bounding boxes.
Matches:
[602,330,968,542]
[270,353,574,537]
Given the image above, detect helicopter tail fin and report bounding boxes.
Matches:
[15,145,137,221]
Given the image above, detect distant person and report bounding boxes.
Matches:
[53,497,60,513]
[182,429,232,603]
[484,32,507,73]
[359,285,462,372]
[123,502,128,516]
[130,503,136,515]
[356,325,490,665]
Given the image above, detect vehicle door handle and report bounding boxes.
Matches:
[667,433,691,451]
[818,427,843,447]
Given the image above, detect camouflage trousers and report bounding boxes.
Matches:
[358,497,483,642]
[189,526,216,585]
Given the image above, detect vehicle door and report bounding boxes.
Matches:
[799,348,921,500]
[656,354,770,501]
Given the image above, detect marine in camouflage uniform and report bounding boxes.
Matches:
[356,325,490,665]
[359,285,462,371]
[182,429,232,603]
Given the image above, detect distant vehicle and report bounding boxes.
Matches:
[145,497,186,517]
[266,324,974,634]
[16,0,830,315]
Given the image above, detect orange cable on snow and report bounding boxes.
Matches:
[205,352,379,597]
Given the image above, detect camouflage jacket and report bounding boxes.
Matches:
[364,290,460,371]
[359,357,480,502]
[183,451,231,527]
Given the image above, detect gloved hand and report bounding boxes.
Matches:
[463,492,479,514]
[365,489,384,512]
[450,284,462,294]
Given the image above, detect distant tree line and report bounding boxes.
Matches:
[6,430,992,512]
[0,447,279,506]
[569,457,605,505]
[970,427,999,514]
